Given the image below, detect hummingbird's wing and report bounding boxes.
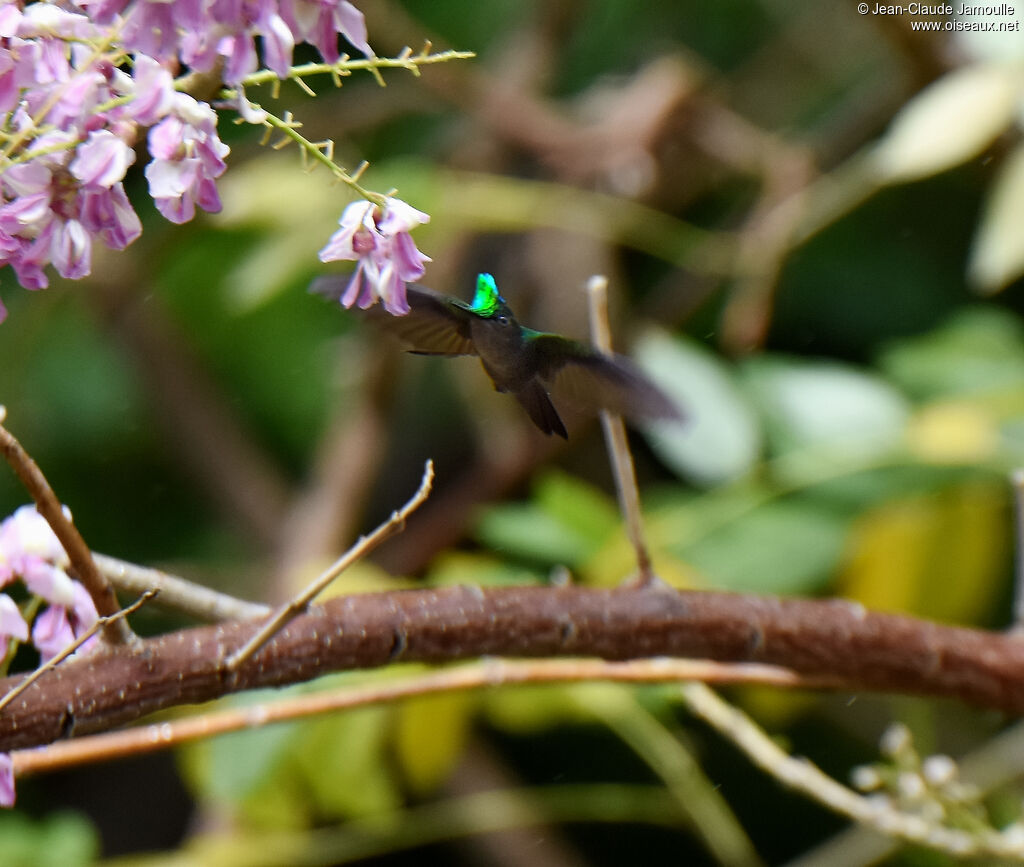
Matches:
[526,332,681,423]
[311,278,477,356]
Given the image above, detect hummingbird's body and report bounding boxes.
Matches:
[312,273,679,438]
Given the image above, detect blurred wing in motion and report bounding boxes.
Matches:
[528,333,682,423]
[311,277,477,357]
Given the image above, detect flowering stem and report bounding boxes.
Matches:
[679,681,1024,859]
[236,47,476,90]
[0,27,124,164]
[216,48,473,203]
[254,108,384,203]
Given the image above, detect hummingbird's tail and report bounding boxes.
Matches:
[514,380,568,439]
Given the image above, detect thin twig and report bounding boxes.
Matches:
[785,715,1024,867]
[1011,468,1024,631]
[225,459,435,671]
[0,409,132,644]
[680,681,1024,860]
[0,591,155,717]
[93,553,269,622]
[575,685,764,867]
[584,276,653,583]
[11,657,812,778]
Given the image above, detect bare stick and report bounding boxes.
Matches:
[1011,469,1024,631]
[585,277,653,583]
[0,409,132,645]
[93,553,269,622]
[0,591,155,716]
[11,657,814,778]
[225,459,435,670]
[680,681,1024,859]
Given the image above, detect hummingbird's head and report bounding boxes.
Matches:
[469,273,509,320]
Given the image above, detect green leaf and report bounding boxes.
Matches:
[871,63,1021,182]
[0,812,99,867]
[180,686,401,825]
[181,694,300,804]
[292,708,401,818]
[485,683,608,734]
[634,331,761,485]
[740,356,909,461]
[878,307,1024,400]
[969,143,1024,294]
[475,472,620,567]
[475,503,596,566]
[534,471,620,547]
[677,498,849,594]
[428,551,543,587]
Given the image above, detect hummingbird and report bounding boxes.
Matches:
[311,272,680,439]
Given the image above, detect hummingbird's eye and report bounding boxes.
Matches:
[496,315,509,326]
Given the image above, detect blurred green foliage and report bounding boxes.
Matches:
[0,812,98,867]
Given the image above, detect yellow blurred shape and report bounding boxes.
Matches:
[582,527,700,588]
[907,400,998,463]
[288,557,412,599]
[838,482,1007,624]
[394,693,475,794]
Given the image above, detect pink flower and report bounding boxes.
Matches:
[0,132,141,285]
[318,197,430,315]
[0,505,98,663]
[281,0,370,64]
[32,581,99,662]
[144,94,230,223]
[0,0,388,313]
[0,505,69,581]
[0,753,13,807]
[80,182,142,249]
[124,55,176,125]
[71,129,136,188]
[32,603,75,662]
[0,593,29,659]
[21,559,76,607]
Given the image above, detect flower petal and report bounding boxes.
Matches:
[0,753,14,807]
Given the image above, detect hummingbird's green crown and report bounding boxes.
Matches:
[469,273,504,316]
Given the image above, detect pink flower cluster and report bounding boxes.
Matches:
[0,0,374,320]
[0,504,101,807]
[318,197,430,315]
[85,0,370,84]
[0,505,99,662]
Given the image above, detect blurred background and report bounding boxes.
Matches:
[3,0,1024,864]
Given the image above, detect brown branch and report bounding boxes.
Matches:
[0,412,132,645]
[0,591,155,716]
[3,585,1024,752]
